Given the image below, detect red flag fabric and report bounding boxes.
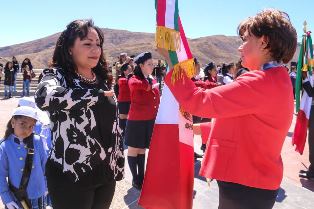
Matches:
[139,0,195,208]
[200,122,211,145]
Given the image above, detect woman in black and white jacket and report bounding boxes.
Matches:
[35,19,124,209]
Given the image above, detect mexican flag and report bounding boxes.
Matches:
[293,31,313,154]
[138,0,195,208]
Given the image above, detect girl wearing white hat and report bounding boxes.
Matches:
[0,106,48,209]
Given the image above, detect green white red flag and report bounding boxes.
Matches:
[138,0,195,208]
[293,30,314,154]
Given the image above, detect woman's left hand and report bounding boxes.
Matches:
[104,90,114,97]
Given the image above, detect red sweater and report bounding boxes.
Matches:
[118,77,130,102]
[192,78,218,89]
[165,67,293,190]
[128,75,160,120]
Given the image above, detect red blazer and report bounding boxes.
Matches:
[206,75,217,83]
[128,75,160,120]
[192,79,218,89]
[118,77,131,102]
[165,66,293,190]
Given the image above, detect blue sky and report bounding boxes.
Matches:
[0,0,313,47]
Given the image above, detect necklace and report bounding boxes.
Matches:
[76,71,97,84]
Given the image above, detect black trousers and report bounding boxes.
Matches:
[217,181,278,209]
[48,178,116,209]
[308,105,314,173]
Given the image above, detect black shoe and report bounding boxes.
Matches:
[194,152,203,159]
[299,170,314,179]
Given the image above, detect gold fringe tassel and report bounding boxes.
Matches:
[309,58,314,68]
[156,26,181,51]
[171,58,196,84]
[302,64,308,71]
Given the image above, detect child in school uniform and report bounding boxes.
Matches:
[117,63,133,135]
[0,106,48,209]
[18,97,52,152]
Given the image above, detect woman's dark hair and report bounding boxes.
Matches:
[118,63,130,79]
[22,58,30,64]
[194,58,199,65]
[133,65,145,80]
[203,62,216,77]
[222,63,234,76]
[21,58,33,70]
[236,59,243,70]
[3,116,23,139]
[52,19,108,84]
[4,61,13,70]
[133,52,152,80]
[238,9,297,63]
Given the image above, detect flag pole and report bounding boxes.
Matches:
[295,21,307,112]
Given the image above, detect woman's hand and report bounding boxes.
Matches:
[302,71,308,80]
[152,83,160,89]
[104,90,114,97]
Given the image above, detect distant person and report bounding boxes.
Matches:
[203,62,220,85]
[117,63,133,136]
[38,60,54,84]
[152,59,166,90]
[113,53,128,96]
[126,55,135,71]
[289,61,297,99]
[22,65,32,97]
[222,62,236,84]
[12,56,19,93]
[235,59,249,78]
[0,63,3,84]
[4,61,15,99]
[21,58,33,72]
[114,53,127,83]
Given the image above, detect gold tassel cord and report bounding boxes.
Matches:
[156,26,181,51]
[309,59,314,68]
[302,64,308,72]
[171,58,196,84]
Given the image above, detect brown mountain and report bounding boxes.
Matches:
[0,28,298,68]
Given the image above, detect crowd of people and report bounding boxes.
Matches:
[0,57,35,98]
[0,8,311,209]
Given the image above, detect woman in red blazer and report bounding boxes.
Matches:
[117,63,133,134]
[161,9,297,209]
[125,52,160,190]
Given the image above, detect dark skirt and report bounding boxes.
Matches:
[217,181,278,209]
[118,102,130,114]
[124,119,155,148]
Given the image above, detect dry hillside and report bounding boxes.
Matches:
[0,28,299,68]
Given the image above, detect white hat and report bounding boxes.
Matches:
[12,106,39,121]
[18,97,50,125]
[18,97,36,109]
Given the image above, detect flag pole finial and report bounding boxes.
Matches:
[304,21,307,33]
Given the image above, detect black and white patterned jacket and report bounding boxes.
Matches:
[35,68,124,182]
